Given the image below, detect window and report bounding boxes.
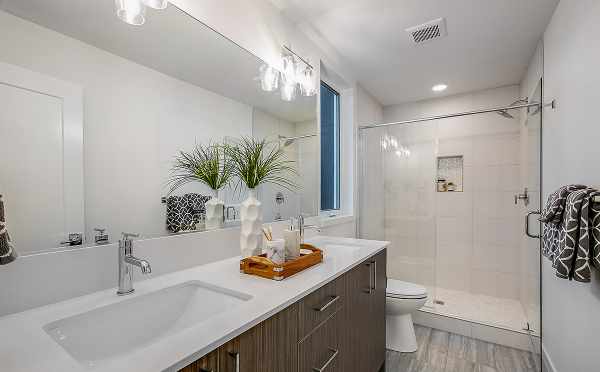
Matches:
[320,81,341,211]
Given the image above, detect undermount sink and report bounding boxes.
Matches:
[44,281,252,365]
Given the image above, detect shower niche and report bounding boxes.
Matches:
[436,155,463,192]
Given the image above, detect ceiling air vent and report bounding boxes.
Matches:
[406,18,447,45]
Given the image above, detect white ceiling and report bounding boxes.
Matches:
[271,0,559,105]
[0,0,316,123]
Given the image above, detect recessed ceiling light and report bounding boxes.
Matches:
[432,84,448,92]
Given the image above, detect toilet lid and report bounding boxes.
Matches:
[386,279,427,299]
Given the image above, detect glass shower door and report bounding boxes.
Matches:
[359,123,438,309]
[521,81,542,361]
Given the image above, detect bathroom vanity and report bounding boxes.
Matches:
[0,237,388,372]
[179,249,387,372]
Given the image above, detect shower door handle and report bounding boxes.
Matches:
[525,211,541,239]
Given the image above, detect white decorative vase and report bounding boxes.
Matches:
[205,189,224,230]
[240,188,263,257]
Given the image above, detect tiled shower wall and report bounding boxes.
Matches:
[377,85,523,300]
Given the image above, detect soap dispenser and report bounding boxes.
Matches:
[283,218,301,260]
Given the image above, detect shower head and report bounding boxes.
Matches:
[278,134,317,147]
[495,99,529,119]
[278,135,296,147]
[496,110,515,119]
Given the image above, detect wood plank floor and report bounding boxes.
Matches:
[385,325,540,372]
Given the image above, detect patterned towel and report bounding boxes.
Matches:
[184,193,211,227]
[551,187,600,282]
[0,194,17,265]
[166,193,211,233]
[539,184,586,224]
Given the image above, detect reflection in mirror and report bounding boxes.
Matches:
[0,0,317,255]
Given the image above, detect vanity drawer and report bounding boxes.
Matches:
[298,310,342,372]
[298,275,345,340]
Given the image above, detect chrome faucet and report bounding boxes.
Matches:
[117,232,151,296]
[297,215,321,242]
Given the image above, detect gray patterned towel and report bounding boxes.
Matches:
[552,187,600,282]
[539,184,586,224]
[0,194,17,265]
[166,193,211,233]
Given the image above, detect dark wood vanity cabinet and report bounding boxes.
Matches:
[219,303,298,372]
[179,349,219,372]
[343,250,387,372]
[178,250,386,372]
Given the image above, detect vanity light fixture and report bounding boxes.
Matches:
[115,0,146,26]
[259,64,279,92]
[141,0,169,10]
[432,84,448,92]
[281,80,298,102]
[258,46,316,101]
[115,0,169,26]
[280,54,298,101]
[299,66,317,97]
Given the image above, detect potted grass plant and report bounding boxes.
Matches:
[168,143,233,230]
[226,137,297,257]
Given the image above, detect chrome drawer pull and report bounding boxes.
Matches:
[199,369,214,372]
[313,295,340,312]
[365,263,373,294]
[372,260,377,292]
[228,352,240,372]
[312,348,339,372]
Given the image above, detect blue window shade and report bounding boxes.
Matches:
[320,82,340,211]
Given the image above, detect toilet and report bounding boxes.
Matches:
[386,279,428,353]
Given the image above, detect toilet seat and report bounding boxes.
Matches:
[386,279,427,300]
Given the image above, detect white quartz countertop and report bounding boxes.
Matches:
[0,236,388,372]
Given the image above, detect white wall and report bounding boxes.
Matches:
[379,86,523,299]
[538,1,600,371]
[356,85,384,240]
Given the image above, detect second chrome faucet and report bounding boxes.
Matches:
[117,232,152,296]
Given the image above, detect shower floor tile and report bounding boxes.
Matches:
[421,287,531,334]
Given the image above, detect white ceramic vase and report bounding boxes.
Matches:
[240,188,263,257]
[205,189,224,230]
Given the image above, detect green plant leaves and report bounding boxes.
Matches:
[168,142,233,194]
[168,137,299,196]
[225,137,298,191]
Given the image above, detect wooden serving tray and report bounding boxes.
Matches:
[240,243,323,281]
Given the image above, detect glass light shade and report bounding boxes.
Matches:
[259,64,279,92]
[115,0,146,26]
[299,66,316,96]
[281,81,297,102]
[281,54,297,84]
[141,0,168,10]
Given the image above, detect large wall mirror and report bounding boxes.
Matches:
[0,0,318,255]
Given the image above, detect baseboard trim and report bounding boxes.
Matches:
[542,344,557,372]
[413,310,536,351]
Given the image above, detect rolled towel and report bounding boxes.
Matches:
[0,194,17,265]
